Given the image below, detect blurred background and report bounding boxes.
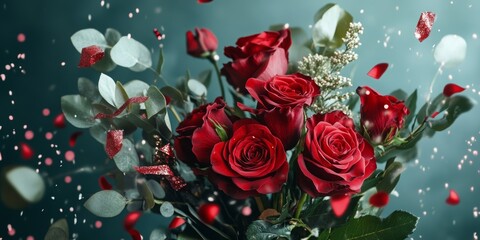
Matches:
[1,0,479,239]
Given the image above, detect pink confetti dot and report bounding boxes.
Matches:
[42,108,51,116]
[0,73,5,81]
[65,150,75,161]
[7,224,15,236]
[45,132,53,140]
[17,33,26,42]
[25,130,34,140]
[64,176,72,184]
[9,115,14,120]
[26,236,35,240]
[95,220,102,229]
[242,206,252,216]
[45,157,53,166]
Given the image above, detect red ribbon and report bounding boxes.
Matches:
[134,165,187,191]
[95,96,148,119]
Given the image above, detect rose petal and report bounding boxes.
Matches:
[127,229,142,240]
[78,45,105,68]
[69,131,83,147]
[434,34,467,68]
[105,130,123,158]
[198,203,220,224]
[430,111,440,119]
[124,211,142,230]
[53,113,66,128]
[443,83,466,97]
[98,176,112,190]
[168,216,186,230]
[197,0,213,3]
[369,191,389,208]
[367,63,389,79]
[330,194,350,217]
[20,142,34,160]
[415,12,436,42]
[446,189,460,205]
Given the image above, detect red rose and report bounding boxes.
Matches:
[297,111,376,197]
[209,119,289,199]
[221,29,291,94]
[174,98,234,166]
[241,73,320,149]
[356,86,410,144]
[186,28,218,58]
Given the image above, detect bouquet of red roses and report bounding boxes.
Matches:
[56,3,472,240]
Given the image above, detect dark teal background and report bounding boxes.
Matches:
[1,0,479,239]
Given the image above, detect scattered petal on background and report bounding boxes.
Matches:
[198,203,220,224]
[53,113,66,128]
[127,229,142,240]
[20,143,34,160]
[168,216,186,230]
[443,83,466,97]
[78,45,105,68]
[367,63,389,79]
[124,211,142,230]
[369,191,389,208]
[446,189,460,205]
[105,130,123,158]
[330,194,350,217]
[98,176,112,190]
[198,0,213,3]
[69,131,83,147]
[434,34,467,68]
[415,12,436,42]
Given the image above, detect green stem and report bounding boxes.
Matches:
[294,192,308,219]
[254,196,265,213]
[209,55,226,99]
[168,105,182,123]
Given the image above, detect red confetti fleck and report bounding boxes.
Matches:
[78,45,105,68]
[369,191,389,208]
[415,12,436,42]
[446,189,460,205]
[330,194,351,217]
[98,176,112,190]
[127,229,143,240]
[430,111,440,119]
[95,96,148,119]
[443,83,466,97]
[20,142,34,160]
[367,63,389,79]
[198,0,213,3]
[168,216,186,230]
[124,211,142,230]
[153,28,163,40]
[198,203,220,224]
[53,113,66,128]
[69,131,83,147]
[105,130,123,158]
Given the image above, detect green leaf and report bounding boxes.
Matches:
[245,220,292,240]
[110,36,152,72]
[98,73,117,107]
[113,139,140,172]
[312,4,353,49]
[161,86,185,105]
[84,190,127,217]
[324,211,418,240]
[138,180,155,210]
[89,124,107,144]
[416,93,445,124]
[155,48,164,75]
[71,28,108,53]
[44,218,69,240]
[61,95,97,128]
[390,89,407,101]
[361,170,383,192]
[376,162,404,193]
[404,90,418,128]
[114,81,129,108]
[92,48,116,72]
[428,95,474,132]
[198,69,212,88]
[124,80,149,98]
[78,77,102,103]
[104,28,121,46]
[145,86,167,119]
[3,166,45,204]
[188,79,207,97]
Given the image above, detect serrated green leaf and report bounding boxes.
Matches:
[105,28,121,46]
[110,36,152,72]
[428,95,474,132]
[145,86,166,118]
[84,190,127,217]
[98,73,117,107]
[44,218,69,240]
[112,139,140,172]
[312,4,353,49]
[71,28,108,53]
[245,220,292,240]
[61,95,97,128]
[78,77,102,103]
[325,211,418,240]
[376,162,404,193]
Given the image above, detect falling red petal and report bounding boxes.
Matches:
[446,189,460,205]
[164,95,171,105]
[95,96,148,119]
[415,12,436,42]
[69,131,83,147]
[369,191,390,208]
[198,0,213,3]
[168,216,186,230]
[105,130,123,158]
[20,143,34,160]
[430,111,440,119]
[124,211,142,230]
[330,194,351,217]
[198,203,220,224]
[98,176,112,190]
[53,113,66,128]
[127,229,143,240]
[443,83,466,97]
[367,63,389,79]
[78,45,105,68]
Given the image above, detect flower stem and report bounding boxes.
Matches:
[168,105,182,123]
[254,196,265,213]
[209,55,226,99]
[425,64,443,116]
[294,192,308,219]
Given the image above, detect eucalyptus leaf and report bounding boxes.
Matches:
[110,36,152,72]
[84,190,127,217]
[44,218,69,240]
[4,166,45,204]
[246,220,292,240]
[71,28,108,52]
[61,95,97,128]
[312,4,353,49]
[105,28,122,46]
[138,180,155,210]
[78,77,102,103]
[114,81,129,108]
[89,124,107,144]
[161,86,185,105]
[146,179,165,199]
[324,211,418,240]
[92,48,116,72]
[98,73,117,107]
[156,48,164,75]
[124,80,149,97]
[149,229,167,240]
[198,69,212,88]
[113,139,140,173]
[188,79,207,97]
[145,86,167,118]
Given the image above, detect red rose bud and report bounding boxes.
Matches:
[367,63,389,79]
[443,83,466,97]
[78,45,105,68]
[369,191,389,208]
[124,211,142,230]
[168,216,187,233]
[357,86,410,144]
[53,113,66,128]
[446,189,460,205]
[20,142,34,160]
[186,28,218,58]
[105,130,123,159]
[198,203,220,224]
[330,194,351,218]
